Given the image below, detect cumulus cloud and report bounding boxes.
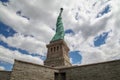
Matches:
[0,66,5,70]
[0,46,43,64]
[0,34,46,55]
[65,0,120,65]
[0,0,120,65]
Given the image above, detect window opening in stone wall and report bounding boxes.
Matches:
[54,47,56,52]
[57,46,59,51]
[51,48,53,52]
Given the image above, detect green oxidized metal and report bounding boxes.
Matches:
[51,8,65,42]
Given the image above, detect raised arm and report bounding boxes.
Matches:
[59,8,63,17]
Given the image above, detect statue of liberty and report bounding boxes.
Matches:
[51,8,65,42]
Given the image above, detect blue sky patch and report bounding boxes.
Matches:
[94,31,110,47]
[0,21,17,38]
[65,29,75,35]
[0,60,13,71]
[69,51,82,64]
[97,5,111,18]
[0,0,9,3]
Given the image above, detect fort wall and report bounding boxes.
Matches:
[0,71,11,80]
[59,60,120,80]
[10,60,58,80]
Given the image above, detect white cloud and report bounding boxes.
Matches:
[65,0,120,65]
[0,0,120,65]
[0,34,46,55]
[0,66,5,70]
[0,1,55,43]
[0,46,43,64]
[70,58,73,64]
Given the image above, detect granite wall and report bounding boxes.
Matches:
[59,60,120,80]
[0,71,11,80]
[10,59,120,80]
[10,60,58,80]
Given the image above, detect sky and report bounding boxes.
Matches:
[0,0,120,71]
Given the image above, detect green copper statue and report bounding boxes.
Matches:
[51,8,65,42]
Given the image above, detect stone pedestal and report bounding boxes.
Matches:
[44,39,71,67]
